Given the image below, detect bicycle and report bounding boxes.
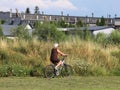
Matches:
[43,56,73,78]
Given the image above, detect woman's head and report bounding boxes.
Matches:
[54,43,59,48]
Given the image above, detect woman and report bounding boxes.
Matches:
[50,43,67,75]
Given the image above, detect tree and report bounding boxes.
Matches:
[96,17,106,26]
[76,20,83,27]
[100,16,106,26]
[0,21,3,37]
[57,20,68,28]
[1,20,5,24]
[34,6,40,14]
[25,7,31,14]
[11,25,31,40]
[34,21,66,41]
[96,19,100,26]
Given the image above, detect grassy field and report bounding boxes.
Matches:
[0,76,120,90]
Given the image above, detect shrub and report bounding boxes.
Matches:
[88,66,108,76]
[0,22,3,37]
[70,27,92,41]
[73,59,89,76]
[13,46,28,55]
[11,25,32,40]
[111,51,120,62]
[107,30,120,44]
[0,65,12,77]
[96,16,106,26]
[34,21,66,42]
[110,68,120,76]
[0,64,30,77]
[0,48,9,64]
[11,64,29,77]
[30,64,44,77]
[94,33,107,44]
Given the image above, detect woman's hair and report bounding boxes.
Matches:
[54,43,59,48]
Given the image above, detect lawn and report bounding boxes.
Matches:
[0,76,120,90]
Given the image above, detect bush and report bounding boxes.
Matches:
[111,51,120,61]
[73,59,89,76]
[107,30,120,44]
[11,65,29,77]
[0,22,3,37]
[30,64,44,77]
[73,59,109,76]
[110,68,120,76]
[13,46,28,55]
[94,33,107,43]
[0,65,12,77]
[88,66,108,76]
[0,65,30,77]
[70,27,92,41]
[0,49,9,64]
[11,25,32,40]
[34,21,66,42]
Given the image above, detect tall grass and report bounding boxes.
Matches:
[0,36,120,76]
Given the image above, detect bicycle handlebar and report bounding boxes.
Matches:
[62,56,67,61]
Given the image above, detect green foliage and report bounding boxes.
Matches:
[11,65,29,77]
[100,16,106,26]
[0,31,120,77]
[96,19,100,26]
[0,20,5,24]
[13,46,28,55]
[0,48,9,64]
[107,30,120,44]
[30,64,44,77]
[73,59,109,76]
[73,59,88,76]
[94,30,120,45]
[89,66,108,76]
[0,65,30,77]
[0,65,12,77]
[34,6,40,14]
[11,25,32,40]
[0,22,3,37]
[96,16,106,26]
[25,7,31,14]
[69,27,92,41]
[76,20,83,27]
[34,21,66,42]
[83,28,92,40]
[94,33,107,44]
[110,68,120,76]
[111,51,120,61]
[57,20,68,28]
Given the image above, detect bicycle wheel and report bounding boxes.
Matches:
[61,64,73,77]
[44,65,55,78]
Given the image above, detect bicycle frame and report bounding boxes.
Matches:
[54,57,66,69]
[54,57,68,75]
[44,56,73,78]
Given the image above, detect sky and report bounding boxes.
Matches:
[0,0,120,17]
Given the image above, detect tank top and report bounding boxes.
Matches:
[50,48,58,61]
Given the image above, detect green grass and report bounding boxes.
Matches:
[0,76,120,90]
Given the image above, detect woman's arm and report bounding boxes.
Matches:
[57,49,67,56]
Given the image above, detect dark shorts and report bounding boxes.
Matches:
[51,59,60,65]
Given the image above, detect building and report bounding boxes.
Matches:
[0,11,119,37]
[58,26,115,35]
[0,11,116,28]
[1,24,33,38]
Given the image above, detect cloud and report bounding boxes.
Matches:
[0,0,78,12]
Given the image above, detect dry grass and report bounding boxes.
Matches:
[0,37,119,76]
